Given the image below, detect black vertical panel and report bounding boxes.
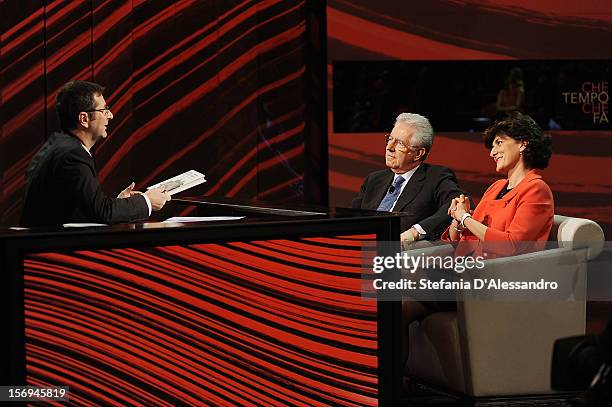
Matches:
[303,0,327,205]
[0,0,46,226]
[0,0,4,222]
[91,0,135,196]
[44,1,93,134]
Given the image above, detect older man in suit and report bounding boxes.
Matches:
[352,113,464,246]
[20,81,170,227]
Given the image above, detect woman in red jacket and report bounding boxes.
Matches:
[445,113,554,256]
[402,113,553,373]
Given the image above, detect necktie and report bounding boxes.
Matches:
[377,176,406,211]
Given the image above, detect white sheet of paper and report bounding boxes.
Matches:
[163,216,245,223]
[63,223,108,227]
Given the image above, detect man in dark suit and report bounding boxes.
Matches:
[352,113,464,245]
[20,81,170,227]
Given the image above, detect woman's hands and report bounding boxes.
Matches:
[447,193,487,240]
[446,194,471,241]
[448,194,470,222]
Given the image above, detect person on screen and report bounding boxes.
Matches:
[444,112,554,256]
[20,81,170,227]
[496,67,525,119]
[352,113,465,247]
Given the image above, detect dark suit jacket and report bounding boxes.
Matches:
[20,132,149,227]
[351,163,464,240]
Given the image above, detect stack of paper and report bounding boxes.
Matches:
[147,170,206,195]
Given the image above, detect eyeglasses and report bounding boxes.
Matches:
[384,134,422,153]
[85,105,111,115]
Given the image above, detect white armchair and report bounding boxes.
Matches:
[405,215,605,396]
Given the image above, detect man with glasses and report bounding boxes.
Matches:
[20,81,170,227]
[352,113,464,246]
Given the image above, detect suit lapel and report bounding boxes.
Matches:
[393,165,426,211]
[368,171,394,209]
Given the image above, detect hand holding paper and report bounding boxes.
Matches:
[145,187,171,211]
[147,170,206,196]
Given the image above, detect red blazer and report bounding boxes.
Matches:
[442,170,554,257]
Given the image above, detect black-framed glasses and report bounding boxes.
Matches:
[384,134,421,153]
[85,105,111,114]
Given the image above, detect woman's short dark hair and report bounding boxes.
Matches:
[56,81,105,131]
[484,113,552,169]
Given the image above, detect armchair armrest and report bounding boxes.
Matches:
[553,215,604,260]
[459,247,589,301]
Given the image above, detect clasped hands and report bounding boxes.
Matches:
[448,193,471,223]
[117,182,171,211]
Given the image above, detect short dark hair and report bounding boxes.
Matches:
[56,81,105,131]
[484,113,552,170]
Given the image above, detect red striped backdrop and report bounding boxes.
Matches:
[1,0,326,226]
